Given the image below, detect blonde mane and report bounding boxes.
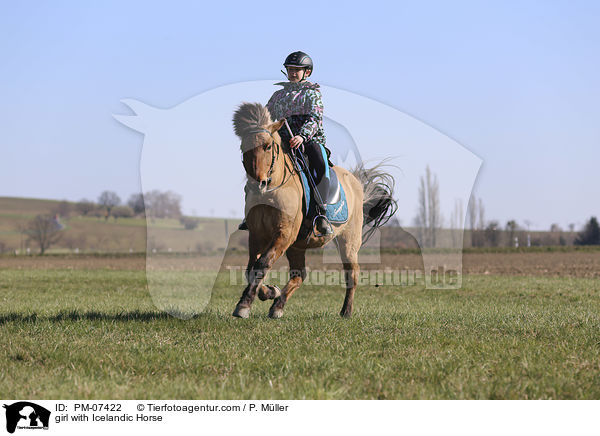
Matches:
[232,102,272,138]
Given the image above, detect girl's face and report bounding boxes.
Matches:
[286,67,310,82]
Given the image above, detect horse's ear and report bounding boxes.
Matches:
[268,119,285,134]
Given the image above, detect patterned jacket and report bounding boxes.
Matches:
[266,80,327,149]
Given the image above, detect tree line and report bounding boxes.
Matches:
[74,190,183,220]
[406,166,599,248]
[13,190,187,255]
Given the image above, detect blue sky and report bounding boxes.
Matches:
[1,1,599,230]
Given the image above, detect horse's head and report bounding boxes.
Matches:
[233,103,285,192]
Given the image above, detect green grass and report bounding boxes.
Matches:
[1,269,599,399]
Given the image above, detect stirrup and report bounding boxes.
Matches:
[313,214,333,237]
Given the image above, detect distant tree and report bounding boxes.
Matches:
[76,199,96,216]
[467,194,477,232]
[24,214,63,255]
[144,190,182,219]
[180,216,201,230]
[414,166,441,248]
[550,223,562,233]
[127,193,146,216]
[98,191,121,220]
[449,199,464,248]
[467,195,485,247]
[568,223,575,233]
[112,205,135,220]
[574,217,600,246]
[506,220,519,247]
[53,200,72,218]
[484,220,500,247]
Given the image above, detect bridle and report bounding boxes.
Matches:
[242,127,296,193]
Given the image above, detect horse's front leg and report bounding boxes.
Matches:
[232,231,291,318]
[269,247,306,319]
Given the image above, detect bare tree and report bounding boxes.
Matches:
[144,190,182,219]
[127,193,145,216]
[414,166,441,248]
[25,214,63,255]
[98,191,121,220]
[467,195,485,247]
[467,194,477,232]
[450,199,464,247]
[76,199,96,216]
[506,220,519,247]
[477,197,485,230]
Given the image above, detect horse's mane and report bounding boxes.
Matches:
[232,102,272,138]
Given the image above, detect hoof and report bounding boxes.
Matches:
[340,309,352,318]
[232,306,251,318]
[268,307,284,319]
[258,285,281,301]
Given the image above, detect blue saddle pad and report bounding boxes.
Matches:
[299,169,349,224]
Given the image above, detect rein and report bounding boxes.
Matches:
[243,127,297,193]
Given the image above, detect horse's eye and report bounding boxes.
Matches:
[264,143,272,151]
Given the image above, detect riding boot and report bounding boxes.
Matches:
[315,213,333,235]
[315,177,333,235]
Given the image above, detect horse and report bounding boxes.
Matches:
[231,102,396,319]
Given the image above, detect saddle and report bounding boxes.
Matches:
[298,162,349,225]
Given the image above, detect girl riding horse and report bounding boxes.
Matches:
[240,51,333,235]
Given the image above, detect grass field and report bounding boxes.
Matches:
[1,264,599,399]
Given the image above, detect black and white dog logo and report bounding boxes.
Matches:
[3,402,50,434]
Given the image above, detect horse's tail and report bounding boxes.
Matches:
[352,161,399,245]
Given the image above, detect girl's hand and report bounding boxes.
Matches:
[290,135,304,149]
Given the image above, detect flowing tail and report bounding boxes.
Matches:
[352,162,399,244]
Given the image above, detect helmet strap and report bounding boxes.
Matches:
[282,67,310,82]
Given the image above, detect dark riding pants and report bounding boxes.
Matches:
[303,140,330,207]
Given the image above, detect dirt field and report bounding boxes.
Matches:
[1,250,599,278]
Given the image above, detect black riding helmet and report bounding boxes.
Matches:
[284,51,313,71]
[283,51,313,81]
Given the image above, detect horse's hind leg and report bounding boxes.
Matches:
[269,247,306,319]
[338,232,361,318]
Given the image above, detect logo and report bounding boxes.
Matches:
[3,402,50,434]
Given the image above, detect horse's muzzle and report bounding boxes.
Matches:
[258,178,271,194]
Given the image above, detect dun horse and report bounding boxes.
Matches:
[232,103,396,318]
